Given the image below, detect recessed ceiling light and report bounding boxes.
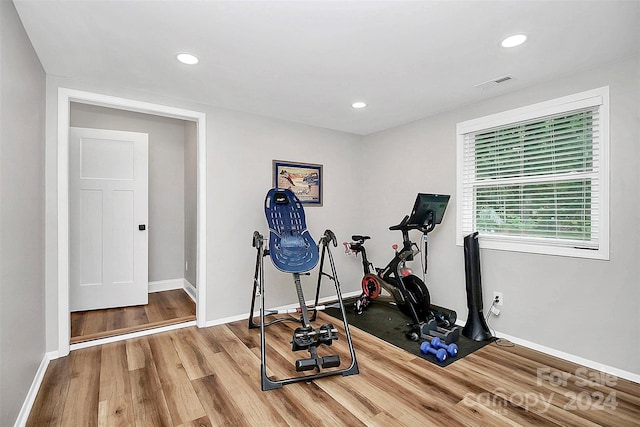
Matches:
[352,101,367,109]
[177,53,199,65]
[501,34,527,48]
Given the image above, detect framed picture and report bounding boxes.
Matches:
[272,160,323,206]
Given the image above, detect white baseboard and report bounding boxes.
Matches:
[14,351,56,427]
[493,330,640,384]
[148,278,185,293]
[454,318,640,384]
[341,290,363,300]
[206,313,250,327]
[183,279,196,302]
[149,278,195,303]
[205,290,362,328]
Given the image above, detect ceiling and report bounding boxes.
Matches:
[13,0,640,135]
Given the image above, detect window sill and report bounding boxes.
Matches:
[455,234,609,260]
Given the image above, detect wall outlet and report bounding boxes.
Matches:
[493,291,503,306]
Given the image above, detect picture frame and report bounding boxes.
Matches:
[272,160,323,206]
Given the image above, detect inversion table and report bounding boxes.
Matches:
[249,188,359,390]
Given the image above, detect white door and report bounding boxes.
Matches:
[69,127,149,311]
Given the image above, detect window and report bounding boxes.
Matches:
[456,87,609,259]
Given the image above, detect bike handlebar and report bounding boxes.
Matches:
[388,215,410,231]
[389,215,433,233]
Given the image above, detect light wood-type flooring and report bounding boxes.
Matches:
[30,312,640,426]
[71,289,196,343]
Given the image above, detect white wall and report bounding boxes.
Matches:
[361,56,640,375]
[0,0,46,424]
[44,75,365,351]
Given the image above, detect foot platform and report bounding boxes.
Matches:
[292,323,340,371]
[296,354,341,372]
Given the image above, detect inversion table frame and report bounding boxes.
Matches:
[249,191,358,391]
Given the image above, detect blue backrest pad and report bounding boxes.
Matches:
[264,188,319,273]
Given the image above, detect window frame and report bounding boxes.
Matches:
[456,87,609,260]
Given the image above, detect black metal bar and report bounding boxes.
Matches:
[323,230,359,377]
[248,231,264,329]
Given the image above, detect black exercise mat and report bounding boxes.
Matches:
[324,299,494,367]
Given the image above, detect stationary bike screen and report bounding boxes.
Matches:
[407,193,450,229]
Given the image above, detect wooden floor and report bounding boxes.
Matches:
[71,289,196,343]
[30,312,640,426]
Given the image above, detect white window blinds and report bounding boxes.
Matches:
[457,88,609,259]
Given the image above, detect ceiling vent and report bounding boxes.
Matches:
[474,75,515,90]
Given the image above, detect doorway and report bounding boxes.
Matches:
[57,88,207,356]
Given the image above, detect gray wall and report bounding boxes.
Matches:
[70,103,193,283]
[361,56,640,375]
[0,0,46,425]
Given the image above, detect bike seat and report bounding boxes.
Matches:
[352,235,370,242]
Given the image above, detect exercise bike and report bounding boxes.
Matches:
[345,193,452,339]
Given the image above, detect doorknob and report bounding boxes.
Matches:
[138,224,146,231]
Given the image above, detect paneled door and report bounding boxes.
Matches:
[69,127,149,311]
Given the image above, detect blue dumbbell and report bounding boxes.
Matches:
[430,337,458,357]
[420,341,447,362]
